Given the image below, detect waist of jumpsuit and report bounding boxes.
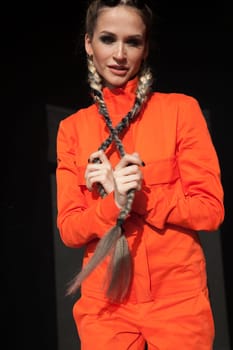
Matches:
[81,215,207,304]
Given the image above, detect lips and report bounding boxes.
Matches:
[108,65,129,76]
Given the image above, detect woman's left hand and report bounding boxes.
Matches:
[113,152,144,208]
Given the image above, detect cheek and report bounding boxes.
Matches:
[93,55,104,71]
[93,49,108,66]
[130,54,144,70]
[129,48,146,63]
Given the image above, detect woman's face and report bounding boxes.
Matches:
[85,5,148,89]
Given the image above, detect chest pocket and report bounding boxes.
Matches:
[142,156,179,186]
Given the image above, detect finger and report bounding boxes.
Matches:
[117,173,142,186]
[85,170,102,190]
[115,153,144,170]
[131,152,146,166]
[89,150,109,164]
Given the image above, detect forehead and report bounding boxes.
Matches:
[95,6,146,35]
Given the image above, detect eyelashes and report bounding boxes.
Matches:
[101,0,146,10]
[99,35,115,44]
[99,35,143,47]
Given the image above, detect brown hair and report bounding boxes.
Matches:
[85,0,153,43]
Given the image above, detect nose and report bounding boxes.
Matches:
[113,42,126,61]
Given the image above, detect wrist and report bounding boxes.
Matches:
[114,193,126,209]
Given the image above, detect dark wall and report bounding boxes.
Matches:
[3,10,57,348]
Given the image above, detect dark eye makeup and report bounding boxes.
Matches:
[99,33,143,47]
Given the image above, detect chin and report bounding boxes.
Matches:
[104,76,130,89]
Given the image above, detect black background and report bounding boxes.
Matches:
[3,1,232,349]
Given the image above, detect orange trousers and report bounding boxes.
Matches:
[73,288,215,350]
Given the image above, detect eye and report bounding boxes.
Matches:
[126,38,143,47]
[99,35,115,44]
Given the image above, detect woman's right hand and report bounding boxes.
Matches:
[84,150,114,194]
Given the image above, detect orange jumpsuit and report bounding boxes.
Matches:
[56,78,224,349]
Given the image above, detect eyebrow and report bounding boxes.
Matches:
[99,31,144,38]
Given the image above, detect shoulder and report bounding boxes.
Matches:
[59,104,98,131]
[59,104,96,128]
[143,92,206,130]
[149,91,200,108]
[147,92,203,120]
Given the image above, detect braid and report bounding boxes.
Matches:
[97,64,153,152]
[67,56,153,302]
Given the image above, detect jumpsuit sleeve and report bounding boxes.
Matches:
[56,119,121,248]
[133,96,224,231]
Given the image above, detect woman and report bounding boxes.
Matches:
[56,0,224,349]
